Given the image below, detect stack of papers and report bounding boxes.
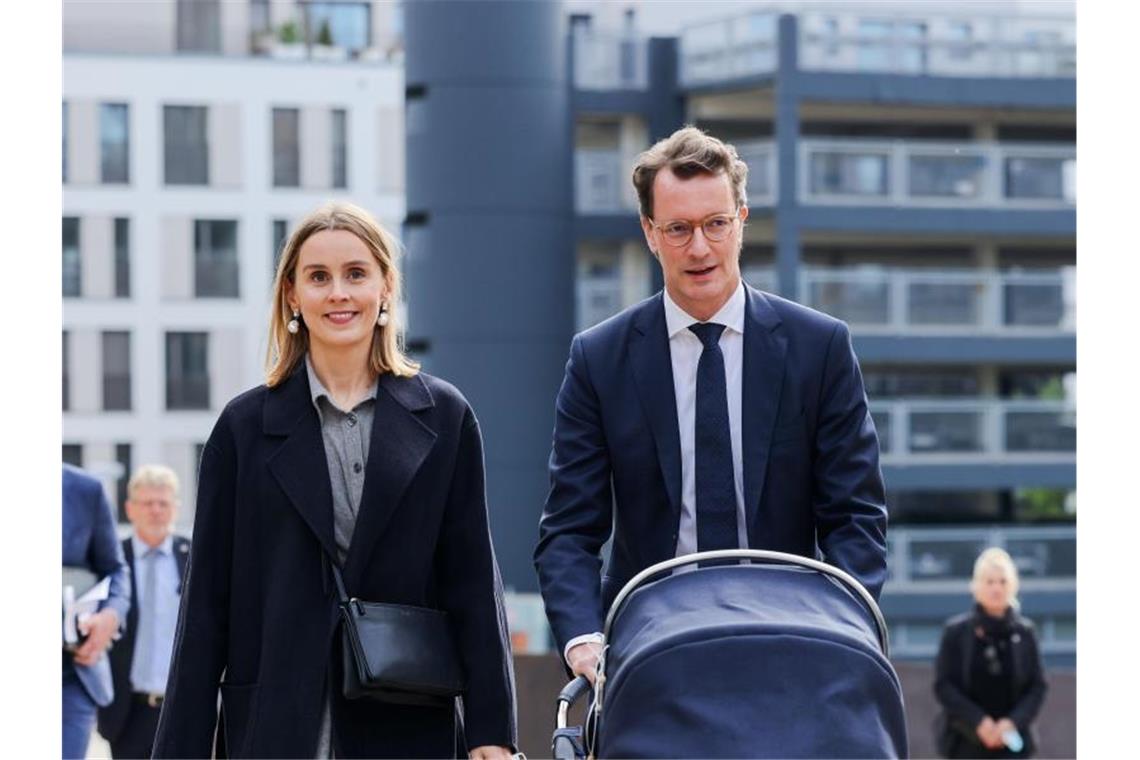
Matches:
[63,567,110,647]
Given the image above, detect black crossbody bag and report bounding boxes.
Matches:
[327,557,465,706]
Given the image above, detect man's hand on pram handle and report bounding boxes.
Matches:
[567,641,604,685]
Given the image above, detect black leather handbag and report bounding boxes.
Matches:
[328,557,465,706]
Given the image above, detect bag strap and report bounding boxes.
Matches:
[324,550,350,604]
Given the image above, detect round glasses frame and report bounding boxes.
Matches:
[648,212,741,248]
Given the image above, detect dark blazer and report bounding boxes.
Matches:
[534,285,888,653]
[933,608,1048,757]
[63,464,132,708]
[97,534,190,743]
[152,365,517,759]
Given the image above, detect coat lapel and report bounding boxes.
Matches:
[629,294,683,531]
[742,286,787,543]
[265,364,338,562]
[341,373,437,589]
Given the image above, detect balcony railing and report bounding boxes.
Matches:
[735,140,777,206]
[801,267,1075,334]
[575,149,638,213]
[799,11,1075,79]
[870,398,1075,459]
[886,524,1075,585]
[679,11,779,86]
[800,138,1075,208]
[577,277,625,331]
[572,30,649,90]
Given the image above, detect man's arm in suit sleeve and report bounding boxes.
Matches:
[86,476,131,626]
[534,333,614,655]
[152,413,237,758]
[811,321,889,600]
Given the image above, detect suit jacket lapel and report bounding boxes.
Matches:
[265,364,338,562]
[742,286,786,543]
[629,294,683,531]
[342,373,437,589]
[122,538,138,635]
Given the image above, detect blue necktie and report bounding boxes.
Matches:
[689,322,738,553]
[134,548,159,689]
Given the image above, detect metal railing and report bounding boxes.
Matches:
[886,524,1075,585]
[574,148,638,213]
[576,277,625,331]
[801,266,1076,334]
[799,10,1075,79]
[735,139,778,206]
[679,11,779,86]
[800,138,1075,208]
[870,398,1075,459]
[572,29,649,90]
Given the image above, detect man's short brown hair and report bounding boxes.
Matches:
[631,126,749,219]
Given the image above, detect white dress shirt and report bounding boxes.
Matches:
[129,534,181,694]
[564,281,750,665]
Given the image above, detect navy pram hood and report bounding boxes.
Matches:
[594,562,909,758]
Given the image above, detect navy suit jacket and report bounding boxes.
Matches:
[534,285,888,654]
[62,464,132,707]
[97,534,190,743]
[152,364,516,759]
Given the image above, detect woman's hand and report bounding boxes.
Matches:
[468,745,513,760]
[975,716,1003,749]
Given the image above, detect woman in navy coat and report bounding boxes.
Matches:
[153,202,517,759]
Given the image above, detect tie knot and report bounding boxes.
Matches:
[688,322,726,349]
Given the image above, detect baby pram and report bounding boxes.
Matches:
[552,550,909,759]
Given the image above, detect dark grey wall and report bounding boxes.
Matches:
[404,0,572,591]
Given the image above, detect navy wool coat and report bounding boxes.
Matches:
[152,364,517,758]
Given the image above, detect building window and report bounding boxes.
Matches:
[100,103,130,184]
[114,443,132,522]
[63,217,81,298]
[114,218,130,298]
[164,105,209,185]
[176,0,221,52]
[63,444,83,468]
[166,331,210,410]
[102,331,131,411]
[331,108,348,189]
[272,218,290,276]
[63,101,68,183]
[194,220,240,298]
[301,2,372,53]
[272,108,301,187]
[62,331,70,411]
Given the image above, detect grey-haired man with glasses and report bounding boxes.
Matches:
[535,126,888,684]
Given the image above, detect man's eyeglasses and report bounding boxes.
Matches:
[648,212,740,247]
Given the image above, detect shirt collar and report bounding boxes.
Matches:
[132,533,173,559]
[305,354,378,413]
[663,279,746,339]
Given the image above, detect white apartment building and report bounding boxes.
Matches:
[63,0,405,530]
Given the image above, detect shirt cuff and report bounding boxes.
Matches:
[563,632,605,668]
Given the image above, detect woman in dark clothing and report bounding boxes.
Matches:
[153,202,517,759]
[933,547,1048,758]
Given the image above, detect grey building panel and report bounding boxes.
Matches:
[794,71,1076,110]
[880,588,1076,620]
[882,462,1076,490]
[574,215,643,240]
[791,206,1075,236]
[853,335,1075,364]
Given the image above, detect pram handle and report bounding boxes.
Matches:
[556,675,591,728]
[602,550,890,658]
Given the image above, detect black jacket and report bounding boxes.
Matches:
[152,365,517,758]
[933,607,1048,757]
[97,534,190,743]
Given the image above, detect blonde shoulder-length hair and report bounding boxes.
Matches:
[265,202,420,387]
[970,546,1021,610]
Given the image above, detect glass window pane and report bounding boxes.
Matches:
[63,217,81,297]
[907,281,981,325]
[176,0,221,52]
[166,332,210,410]
[194,220,240,298]
[164,106,209,185]
[114,218,130,298]
[114,443,132,522]
[1005,157,1069,200]
[810,153,888,196]
[331,108,348,189]
[63,444,84,468]
[102,331,131,411]
[303,2,372,52]
[272,219,289,276]
[100,103,130,184]
[909,155,986,198]
[62,331,70,411]
[910,411,985,452]
[1005,411,1076,452]
[273,108,300,187]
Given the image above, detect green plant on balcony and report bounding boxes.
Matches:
[316,19,334,47]
[279,20,300,44]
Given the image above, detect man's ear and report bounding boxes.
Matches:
[640,215,658,258]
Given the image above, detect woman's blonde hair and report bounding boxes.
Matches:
[970,546,1021,608]
[265,202,420,386]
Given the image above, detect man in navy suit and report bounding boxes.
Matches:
[97,465,190,759]
[63,463,131,759]
[534,127,888,683]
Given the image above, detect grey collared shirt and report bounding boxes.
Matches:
[305,356,379,566]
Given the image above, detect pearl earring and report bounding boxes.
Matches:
[287,309,300,334]
[377,301,390,327]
